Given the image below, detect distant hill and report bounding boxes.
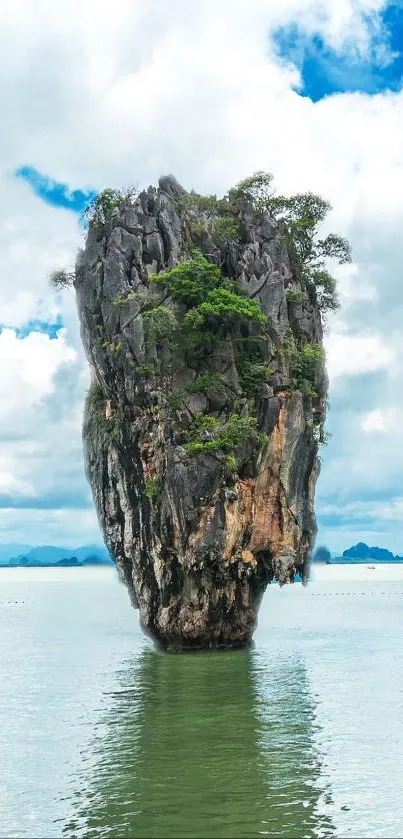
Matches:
[312,546,331,563]
[1,544,113,567]
[312,542,403,565]
[331,542,403,564]
[0,543,33,563]
[3,540,403,568]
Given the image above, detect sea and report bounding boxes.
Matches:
[0,563,402,838]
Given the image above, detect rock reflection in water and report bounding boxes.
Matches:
[62,648,334,839]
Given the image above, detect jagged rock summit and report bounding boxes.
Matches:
[74,173,330,650]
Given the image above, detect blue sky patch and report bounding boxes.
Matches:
[273,3,403,101]
[15,166,96,213]
[0,317,64,339]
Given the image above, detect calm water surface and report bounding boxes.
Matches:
[1,565,403,838]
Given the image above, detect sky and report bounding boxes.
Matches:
[1,0,403,553]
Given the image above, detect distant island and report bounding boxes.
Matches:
[313,543,403,565]
[2,541,402,569]
[0,544,113,568]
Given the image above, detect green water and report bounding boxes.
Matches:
[63,650,332,838]
[1,566,403,837]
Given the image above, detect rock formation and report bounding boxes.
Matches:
[74,174,328,650]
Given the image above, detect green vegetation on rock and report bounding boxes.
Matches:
[206,215,240,247]
[233,176,351,313]
[76,173,346,473]
[49,269,75,289]
[237,351,271,397]
[175,191,240,246]
[196,288,266,329]
[86,380,104,406]
[291,343,324,397]
[184,413,263,459]
[150,251,266,349]
[175,172,351,315]
[188,373,223,397]
[145,475,161,503]
[148,250,270,461]
[286,288,303,304]
[175,192,224,216]
[150,250,222,307]
[227,171,275,214]
[91,409,120,441]
[80,186,137,232]
[142,306,178,347]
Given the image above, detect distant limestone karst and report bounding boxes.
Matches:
[342,542,403,563]
[2,545,112,567]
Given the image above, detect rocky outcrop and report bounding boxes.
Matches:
[74,175,327,650]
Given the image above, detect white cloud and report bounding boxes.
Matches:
[0,469,35,498]
[0,327,95,544]
[0,507,99,547]
[0,0,402,549]
[0,329,75,411]
[361,407,398,433]
[325,332,397,380]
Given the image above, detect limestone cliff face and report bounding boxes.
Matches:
[74,175,327,650]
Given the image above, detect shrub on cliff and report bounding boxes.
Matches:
[227,171,275,214]
[237,352,272,396]
[86,380,104,405]
[67,173,349,316]
[195,288,266,328]
[80,186,138,232]
[150,250,222,307]
[184,413,262,457]
[291,343,324,397]
[142,306,178,347]
[148,250,273,455]
[150,251,267,359]
[188,373,222,397]
[230,174,351,313]
[269,193,351,312]
[49,269,75,289]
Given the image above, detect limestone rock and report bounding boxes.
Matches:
[74,176,327,650]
